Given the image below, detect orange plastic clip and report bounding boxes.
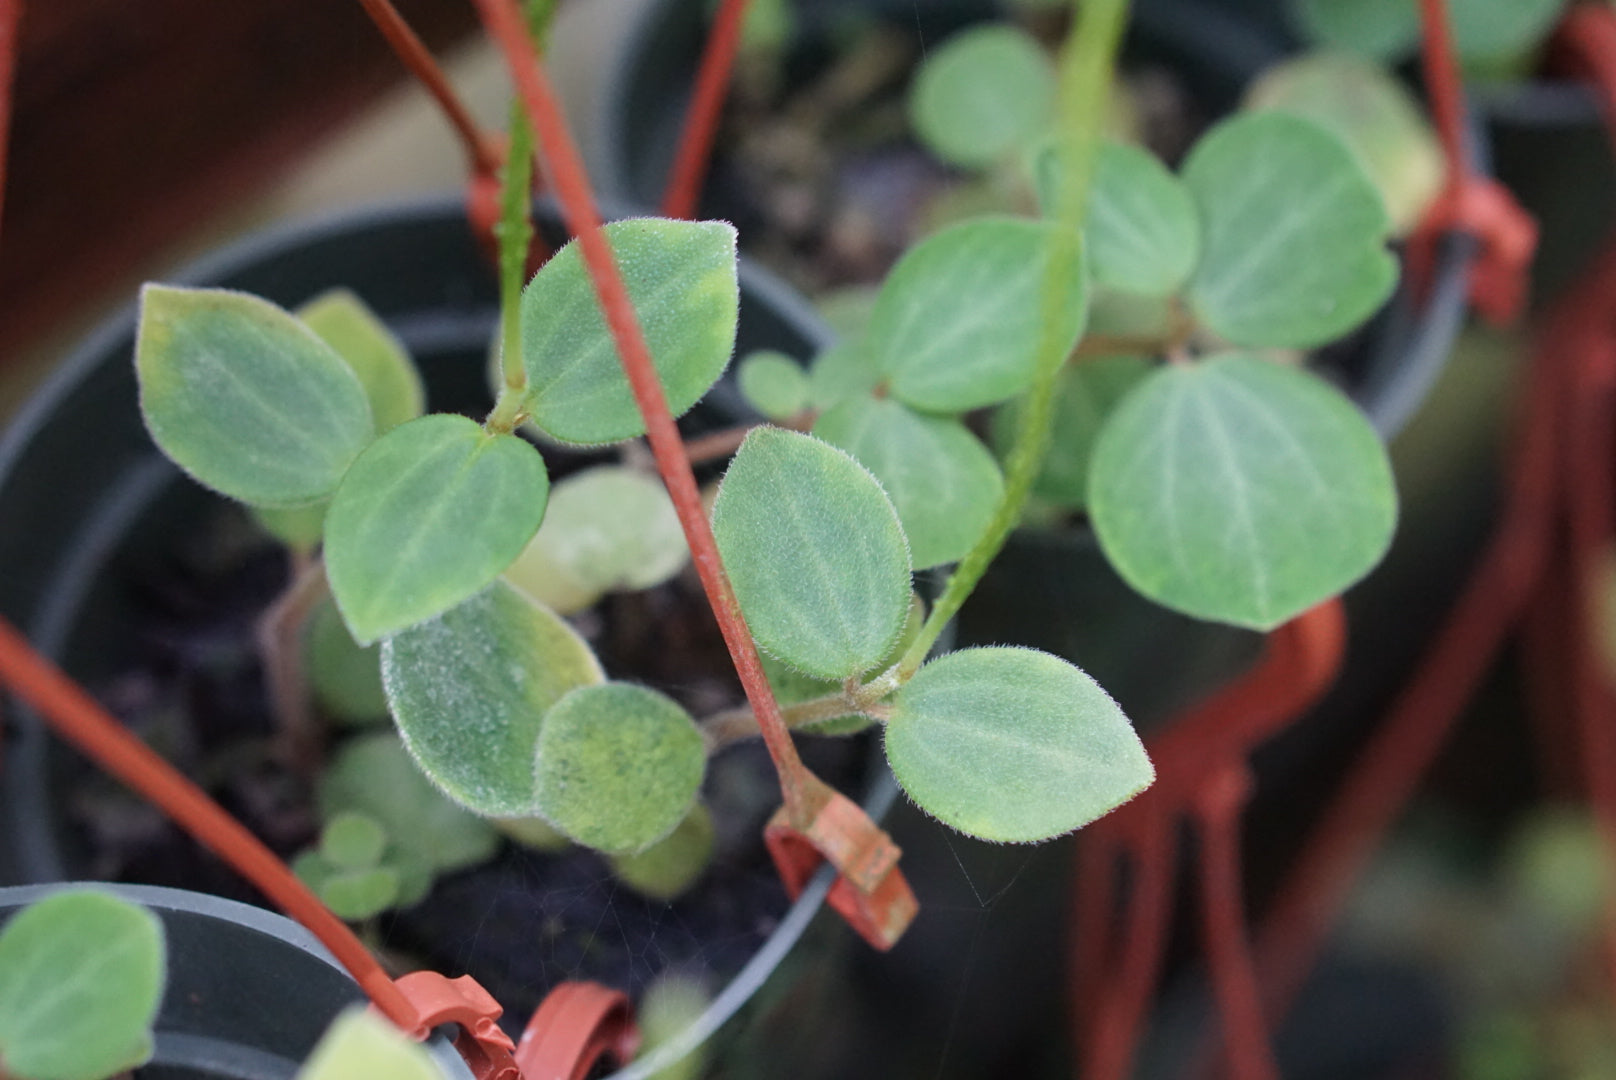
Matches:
[515,981,639,1080]
[1410,177,1538,326]
[392,971,520,1080]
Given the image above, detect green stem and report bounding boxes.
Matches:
[898,0,1132,678]
[495,101,535,393]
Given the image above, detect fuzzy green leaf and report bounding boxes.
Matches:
[808,341,879,411]
[297,1008,448,1080]
[711,428,911,681]
[0,891,165,1080]
[297,290,425,433]
[533,683,706,855]
[815,396,1002,569]
[737,350,811,421]
[909,25,1055,169]
[1184,112,1396,349]
[381,582,604,817]
[1088,353,1397,629]
[307,599,389,725]
[320,811,389,870]
[885,647,1151,842]
[866,218,1089,413]
[521,218,739,445]
[136,284,375,507]
[763,594,924,736]
[609,804,715,900]
[319,869,401,922]
[991,355,1152,508]
[325,413,550,644]
[503,465,687,616]
[1039,141,1199,297]
[320,733,503,875]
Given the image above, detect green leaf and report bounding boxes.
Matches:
[634,975,711,1080]
[808,341,879,411]
[320,811,389,870]
[494,815,571,853]
[252,501,328,554]
[814,396,1002,569]
[909,25,1055,169]
[136,284,375,507]
[866,218,1089,413]
[0,891,165,1080]
[815,286,879,342]
[307,599,389,725]
[1449,0,1564,72]
[1088,353,1397,629]
[503,465,687,616]
[381,581,604,817]
[737,350,810,421]
[991,355,1152,508]
[884,647,1151,842]
[297,1008,448,1080]
[325,413,550,644]
[1038,140,1199,297]
[320,733,504,874]
[711,428,911,681]
[763,594,925,736]
[1245,53,1442,236]
[521,218,739,445]
[1288,0,1419,62]
[1183,111,1396,349]
[532,683,706,855]
[608,803,715,900]
[319,868,402,922]
[297,290,425,433]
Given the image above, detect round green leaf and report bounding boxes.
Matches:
[252,501,328,554]
[711,428,912,681]
[991,355,1152,508]
[885,647,1152,842]
[1449,0,1564,71]
[320,811,389,870]
[136,284,375,507]
[0,891,165,1080]
[521,218,739,445]
[737,350,811,421]
[815,396,1003,569]
[533,683,706,855]
[297,1008,449,1080]
[1183,112,1396,349]
[297,289,425,434]
[381,581,604,817]
[909,25,1055,169]
[608,803,716,900]
[503,465,687,616]
[319,868,402,922]
[1038,140,1199,297]
[1288,0,1419,62]
[765,593,925,736]
[867,218,1089,413]
[307,598,389,725]
[1088,353,1398,629]
[320,733,504,874]
[325,413,550,645]
[808,341,879,411]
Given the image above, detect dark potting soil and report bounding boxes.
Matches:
[71,495,873,1028]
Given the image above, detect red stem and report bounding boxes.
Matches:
[0,618,416,1028]
[1418,0,1469,186]
[354,0,503,178]
[0,0,20,252]
[659,0,751,220]
[469,0,813,819]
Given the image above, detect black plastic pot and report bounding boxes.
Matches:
[0,193,893,1076]
[0,882,472,1080]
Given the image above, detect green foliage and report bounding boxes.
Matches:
[382,581,603,816]
[325,413,550,644]
[307,599,389,725]
[884,647,1151,842]
[295,804,424,921]
[814,396,1003,569]
[321,811,389,868]
[909,25,1055,169]
[1503,808,1614,934]
[1183,112,1396,349]
[503,465,687,616]
[136,285,374,508]
[1245,52,1443,236]
[865,218,1089,412]
[1088,354,1397,629]
[1288,0,1419,62]
[295,1008,448,1080]
[1288,0,1562,76]
[0,891,165,1080]
[532,682,706,855]
[253,501,328,554]
[520,219,739,444]
[737,350,810,421]
[1447,0,1565,73]
[991,355,1152,509]
[609,803,716,900]
[763,594,925,736]
[296,290,425,433]
[807,341,879,410]
[634,975,711,1080]
[1040,140,1199,297]
[711,428,912,681]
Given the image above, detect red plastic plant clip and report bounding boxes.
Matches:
[392,972,520,1080]
[763,779,919,950]
[514,981,640,1080]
